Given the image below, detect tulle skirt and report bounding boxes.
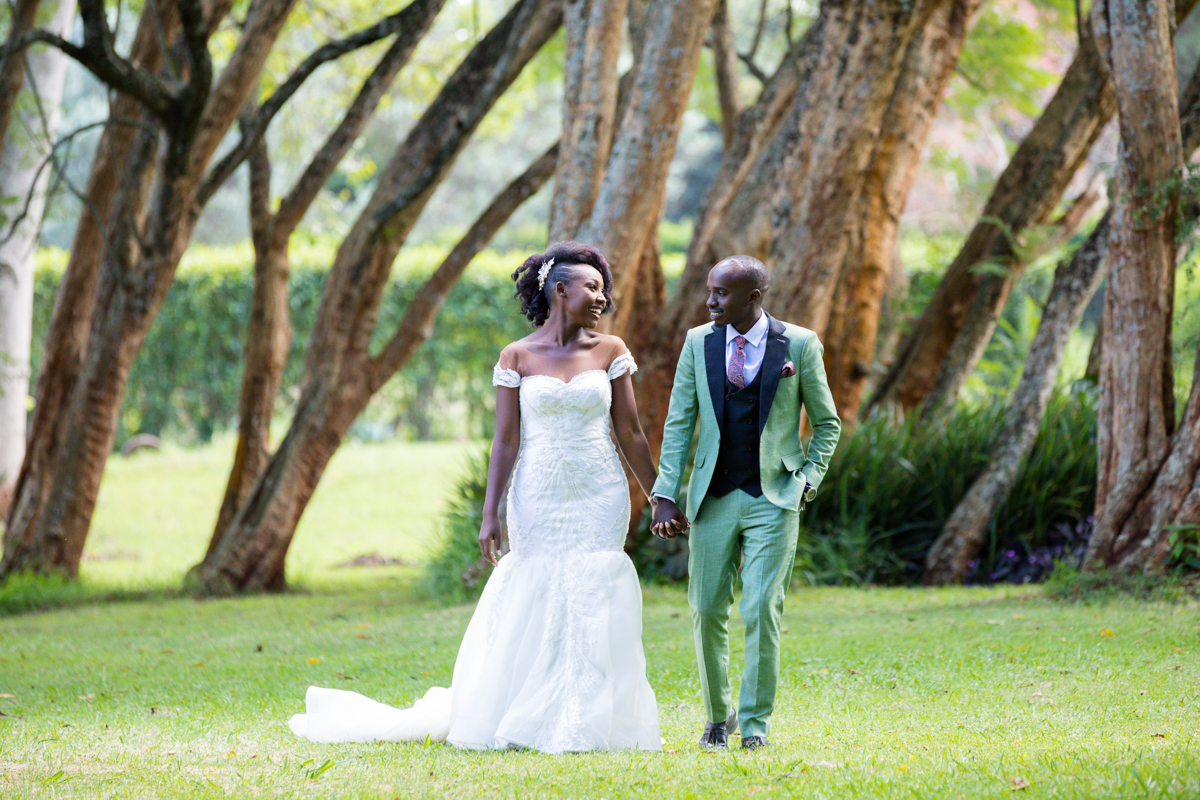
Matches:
[288,549,660,753]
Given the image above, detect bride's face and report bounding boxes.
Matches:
[554,265,607,328]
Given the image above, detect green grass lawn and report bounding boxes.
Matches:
[2,581,1198,798]
[2,441,1199,798]
[81,437,481,589]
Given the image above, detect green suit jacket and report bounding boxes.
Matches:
[652,313,841,522]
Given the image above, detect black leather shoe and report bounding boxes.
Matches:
[698,710,738,750]
[741,735,769,751]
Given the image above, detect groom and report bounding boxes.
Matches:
[650,255,840,751]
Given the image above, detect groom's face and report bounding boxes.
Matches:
[706,264,760,330]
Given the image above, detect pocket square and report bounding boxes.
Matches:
[781,361,795,378]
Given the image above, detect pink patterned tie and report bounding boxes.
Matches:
[728,335,747,389]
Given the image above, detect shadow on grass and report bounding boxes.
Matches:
[1043,562,1199,603]
[0,564,445,617]
[0,571,185,617]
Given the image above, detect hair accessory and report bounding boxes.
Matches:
[536,258,555,292]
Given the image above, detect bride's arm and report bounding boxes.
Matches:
[479,385,520,565]
[610,373,658,504]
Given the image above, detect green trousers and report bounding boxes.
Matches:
[688,488,799,740]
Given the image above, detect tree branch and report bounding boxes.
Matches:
[272,0,446,234]
[75,0,177,118]
[197,2,437,206]
[369,141,559,388]
[737,49,768,84]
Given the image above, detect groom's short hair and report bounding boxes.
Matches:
[716,255,770,293]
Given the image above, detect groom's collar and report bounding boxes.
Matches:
[724,311,770,347]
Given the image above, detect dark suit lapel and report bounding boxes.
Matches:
[704,325,725,424]
[759,314,788,436]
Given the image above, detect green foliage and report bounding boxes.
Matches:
[949,1,1073,125]
[31,244,531,446]
[800,387,1097,585]
[421,446,493,604]
[1167,523,1200,572]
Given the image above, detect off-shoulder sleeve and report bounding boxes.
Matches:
[493,363,521,388]
[607,352,638,380]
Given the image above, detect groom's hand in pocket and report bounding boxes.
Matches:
[651,497,689,539]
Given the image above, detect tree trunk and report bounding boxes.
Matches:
[1,0,292,578]
[821,0,980,426]
[0,0,42,158]
[548,0,627,241]
[193,143,558,593]
[2,2,176,572]
[923,211,1111,583]
[633,0,973,452]
[0,0,75,516]
[865,0,1198,417]
[208,139,291,550]
[1085,0,1189,573]
[208,0,446,554]
[578,0,719,309]
[189,1,563,593]
[918,180,1103,419]
[710,0,742,149]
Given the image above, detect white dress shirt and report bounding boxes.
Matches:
[725,311,770,385]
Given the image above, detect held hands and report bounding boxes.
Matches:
[650,497,689,539]
[478,514,503,566]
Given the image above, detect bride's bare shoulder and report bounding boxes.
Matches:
[594,333,630,357]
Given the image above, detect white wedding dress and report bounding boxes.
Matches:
[289,353,661,753]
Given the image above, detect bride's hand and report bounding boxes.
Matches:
[479,515,503,566]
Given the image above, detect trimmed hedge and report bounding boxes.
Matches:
[32,243,532,445]
[32,242,689,446]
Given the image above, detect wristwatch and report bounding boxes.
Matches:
[802,481,816,504]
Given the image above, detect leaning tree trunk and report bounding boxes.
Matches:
[0,0,75,516]
[189,0,563,593]
[865,0,1198,417]
[1085,0,1190,573]
[2,0,291,578]
[0,0,42,157]
[579,0,719,322]
[2,1,177,572]
[208,0,446,552]
[821,0,980,426]
[923,211,1112,583]
[635,0,974,454]
[918,180,1103,419]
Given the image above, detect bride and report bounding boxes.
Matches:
[289,241,677,753]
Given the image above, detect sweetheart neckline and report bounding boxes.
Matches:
[519,369,607,386]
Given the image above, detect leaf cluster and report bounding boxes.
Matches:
[798,386,1098,586]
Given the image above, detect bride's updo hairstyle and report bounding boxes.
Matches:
[512,241,616,327]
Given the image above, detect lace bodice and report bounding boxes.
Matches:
[287,350,660,754]
[491,353,638,557]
